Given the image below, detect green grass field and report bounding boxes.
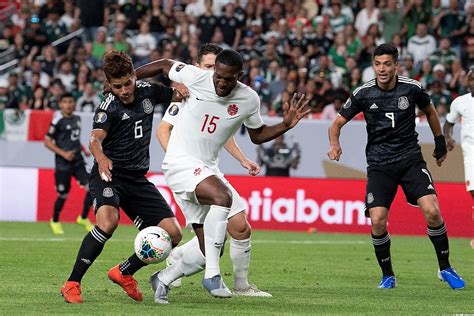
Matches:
[0,222,472,315]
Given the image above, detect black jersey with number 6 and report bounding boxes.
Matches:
[46,112,84,170]
[339,76,431,166]
[92,81,173,174]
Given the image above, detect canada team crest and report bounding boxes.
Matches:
[227,104,238,116]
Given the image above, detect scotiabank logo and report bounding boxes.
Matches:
[242,188,370,226]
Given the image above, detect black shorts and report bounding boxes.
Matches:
[365,155,436,216]
[55,164,89,194]
[89,170,174,229]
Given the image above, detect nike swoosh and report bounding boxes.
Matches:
[196,97,205,101]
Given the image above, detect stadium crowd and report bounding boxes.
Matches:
[0,0,472,120]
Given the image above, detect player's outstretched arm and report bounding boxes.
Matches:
[135,59,177,80]
[224,138,261,176]
[443,121,456,151]
[327,115,348,161]
[422,103,447,166]
[247,94,310,144]
[90,129,113,182]
[156,121,173,152]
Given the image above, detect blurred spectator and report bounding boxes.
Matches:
[57,60,75,92]
[433,63,448,84]
[321,95,345,120]
[436,0,467,53]
[131,21,157,67]
[328,0,352,34]
[120,0,146,32]
[0,24,14,53]
[366,23,385,46]
[76,82,100,112]
[197,0,218,44]
[23,58,50,89]
[218,3,242,48]
[417,60,434,88]
[403,0,431,39]
[77,0,109,42]
[257,135,301,177]
[23,16,48,48]
[148,0,168,42]
[46,79,65,110]
[429,80,452,115]
[430,37,457,67]
[0,78,19,110]
[399,54,417,78]
[354,0,380,37]
[379,0,404,43]
[42,8,68,44]
[86,26,108,68]
[60,0,77,31]
[407,23,436,66]
[29,86,48,110]
[210,27,231,49]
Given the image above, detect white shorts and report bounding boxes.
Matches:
[461,143,474,191]
[163,158,247,225]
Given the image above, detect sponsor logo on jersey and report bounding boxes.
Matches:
[122,113,130,120]
[95,112,107,123]
[103,187,114,198]
[427,184,434,190]
[194,168,202,176]
[168,104,179,116]
[343,99,351,109]
[142,99,153,114]
[176,64,185,72]
[93,198,97,211]
[367,192,374,204]
[369,103,378,109]
[228,104,239,116]
[398,96,409,110]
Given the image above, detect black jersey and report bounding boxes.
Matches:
[339,76,431,166]
[46,112,85,170]
[92,81,173,174]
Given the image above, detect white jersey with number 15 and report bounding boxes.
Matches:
[163,62,264,168]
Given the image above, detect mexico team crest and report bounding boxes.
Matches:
[398,96,409,110]
[227,104,238,116]
[142,99,153,114]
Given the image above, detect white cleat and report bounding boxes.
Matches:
[150,271,170,304]
[232,284,273,297]
[202,275,232,298]
[165,256,182,288]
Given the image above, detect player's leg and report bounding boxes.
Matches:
[74,166,93,231]
[195,175,232,297]
[61,173,120,303]
[366,166,398,289]
[404,159,464,289]
[50,170,72,234]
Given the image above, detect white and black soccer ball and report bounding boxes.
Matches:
[134,226,172,264]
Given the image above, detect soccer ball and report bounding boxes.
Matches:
[134,226,172,264]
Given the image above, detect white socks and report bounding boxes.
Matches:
[169,236,199,262]
[230,237,251,289]
[203,205,230,278]
[159,238,205,286]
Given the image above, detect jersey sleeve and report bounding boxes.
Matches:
[413,85,431,110]
[338,95,362,120]
[168,62,203,86]
[46,112,62,140]
[162,102,183,126]
[446,96,461,124]
[149,82,173,105]
[243,91,264,129]
[92,95,116,132]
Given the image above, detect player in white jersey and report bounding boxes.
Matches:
[157,44,270,297]
[136,49,310,303]
[443,69,474,248]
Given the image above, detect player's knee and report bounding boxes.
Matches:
[424,206,442,226]
[370,216,387,231]
[169,228,183,248]
[228,221,251,240]
[212,189,233,207]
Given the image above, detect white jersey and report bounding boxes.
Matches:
[446,92,474,146]
[164,62,264,168]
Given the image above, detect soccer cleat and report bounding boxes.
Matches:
[76,216,93,232]
[150,271,170,304]
[438,267,465,290]
[202,275,232,298]
[378,276,397,289]
[107,265,143,301]
[232,284,273,297]
[165,256,182,288]
[60,281,82,303]
[50,219,64,235]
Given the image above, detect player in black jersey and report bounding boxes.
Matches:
[44,93,94,235]
[328,44,465,290]
[60,51,184,304]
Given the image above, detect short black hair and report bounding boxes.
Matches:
[373,44,399,62]
[215,49,243,71]
[60,92,74,101]
[197,43,223,64]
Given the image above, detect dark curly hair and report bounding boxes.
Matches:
[103,50,134,81]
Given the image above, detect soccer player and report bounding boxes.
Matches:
[136,49,310,303]
[156,43,270,297]
[60,51,184,304]
[443,69,474,249]
[327,44,465,290]
[44,92,94,234]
